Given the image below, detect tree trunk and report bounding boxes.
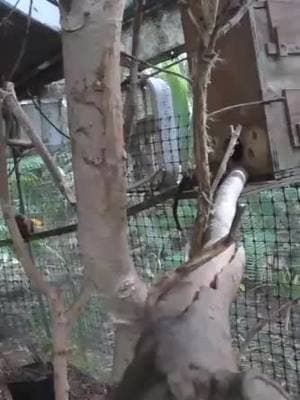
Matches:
[114,168,290,399]
[60,0,147,381]
[114,170,247,400]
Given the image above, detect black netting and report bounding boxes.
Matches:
[0,114,299,397]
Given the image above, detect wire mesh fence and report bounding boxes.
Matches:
[0,114,299,397]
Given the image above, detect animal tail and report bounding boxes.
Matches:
[173,195,182,231]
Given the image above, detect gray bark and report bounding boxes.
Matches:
[60,0,147,380]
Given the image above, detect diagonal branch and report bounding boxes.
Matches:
[208,97,284,118]
[0,82,76,205]
[216,0,255,37]
[211,124,242,194]
[0,102,52,298]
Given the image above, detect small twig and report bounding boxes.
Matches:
[8,0,33,80]
[27,91,70,140]
[208,97,284,118]
[241,299,299,352]
[211,124,242,194]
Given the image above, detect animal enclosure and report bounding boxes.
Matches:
[0,114,299,398]
[1,1,300,399]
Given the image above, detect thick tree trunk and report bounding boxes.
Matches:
[114,168,290,399]
[60,0,147,381]
[114,170,247,400]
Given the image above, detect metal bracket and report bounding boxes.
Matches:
[265,1,300,57]
[266,28,300,56]
[283,89,300,148]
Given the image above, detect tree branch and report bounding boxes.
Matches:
[208,97,284,118]
[0,101,91,400]
[216,0,255,37]
[0,83,75,205]
[211,124,242,194]
[123,0,145,144]
[0,102,52,298]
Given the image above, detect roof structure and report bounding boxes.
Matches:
[0,0,61,95]
[0,0,182,97]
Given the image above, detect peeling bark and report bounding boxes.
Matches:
[60,0,147,380]
[114,168,289,399]
[114,170,246,399]
[204,168,248,246]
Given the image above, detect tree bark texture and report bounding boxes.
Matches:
[180,1,219,253]
[60,0,147,380]
[114,170,245,399]
[114,168,290,399]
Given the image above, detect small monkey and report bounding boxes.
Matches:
[15,214,43,241]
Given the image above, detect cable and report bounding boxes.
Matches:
[27,90,70,140]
